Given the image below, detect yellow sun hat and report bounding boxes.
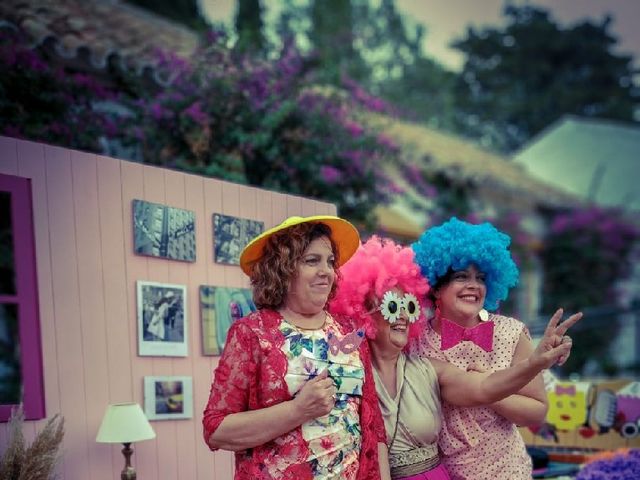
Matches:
[239,215,361,276]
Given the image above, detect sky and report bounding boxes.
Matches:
[201,0,640,71]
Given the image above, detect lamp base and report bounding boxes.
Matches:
[121,466,137,480]
[121,443,137,480]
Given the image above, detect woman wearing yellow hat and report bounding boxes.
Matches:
[203,216,388,480]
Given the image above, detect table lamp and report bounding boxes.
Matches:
[96,403,156,480]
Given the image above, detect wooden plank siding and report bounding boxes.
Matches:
[0,137,337,479]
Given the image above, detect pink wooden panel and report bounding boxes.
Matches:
[170,171,199,480]
[70,151,114,480]
[163,168,196,480]
[271,191,289,227]
[203,176,234,479]
[95,154,135,476]
[300,197,316,217]
[43,145,90,479]
[142,165,177,480]
[184,173,217,480]
[15,141,54,442]
[286,193,303,217]
[0,138,339,480]
[120,161,158,479]
[96,156,134,402]
[315,199,336,216]
[0,136,18,174]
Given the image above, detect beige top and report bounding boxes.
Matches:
[372,353,442,456]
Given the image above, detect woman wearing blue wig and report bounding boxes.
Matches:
[409,217,582,480]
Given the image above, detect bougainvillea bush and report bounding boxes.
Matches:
[541,206,639,374]
[121,31,398,226]
[542,206,638,311]
[2,27,398,226]
[0,28,118,152]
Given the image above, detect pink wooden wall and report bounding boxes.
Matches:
[0,136,336,479]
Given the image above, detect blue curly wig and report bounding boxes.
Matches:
[411,217,519,310]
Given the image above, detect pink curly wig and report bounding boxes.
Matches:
[329,236,430,339]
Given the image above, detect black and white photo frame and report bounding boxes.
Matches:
[213,213,264,265]
[133,199,196,262]
[137,281,188,357]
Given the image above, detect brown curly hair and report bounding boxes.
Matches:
[251,222,340,309]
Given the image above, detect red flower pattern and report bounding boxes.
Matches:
[202,309,385,479]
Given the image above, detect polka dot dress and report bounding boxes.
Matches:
[408,314,533,480]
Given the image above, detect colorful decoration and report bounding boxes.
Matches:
[523,379,640,450]
[546,382,591,431]
[575,449,640,480]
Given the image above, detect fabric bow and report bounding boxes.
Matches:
[555,384,576,396]
[440,317,494,352]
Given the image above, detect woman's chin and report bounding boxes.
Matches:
[389,330,408,349]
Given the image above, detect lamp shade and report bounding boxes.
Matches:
[96,403,156,443]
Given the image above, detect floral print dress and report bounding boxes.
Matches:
[281,317,365,478]
[203,309,385,480]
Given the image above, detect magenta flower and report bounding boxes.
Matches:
[320,166,341,184]
[344,121,364,137]
[184,101,208,126]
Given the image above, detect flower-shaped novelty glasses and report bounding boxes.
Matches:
[377,291,421,324]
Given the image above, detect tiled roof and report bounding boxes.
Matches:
[366,113,579,208]
[361,114,582,239]
[1,0,198,83]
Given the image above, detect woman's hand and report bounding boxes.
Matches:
[293,370,337,422]
[529,309,582,369]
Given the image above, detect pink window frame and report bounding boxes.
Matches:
[0,173,45,421]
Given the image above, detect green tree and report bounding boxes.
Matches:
[452,5,638,152]
[308,0,368,84]
[235,0,266,55]
[278,0,456,125]
[356,0,456,125]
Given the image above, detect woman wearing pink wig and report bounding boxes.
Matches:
[330,237,581,480]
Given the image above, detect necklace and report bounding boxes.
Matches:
[281,309,328,331]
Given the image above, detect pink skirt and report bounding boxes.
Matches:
[396,463,451,480]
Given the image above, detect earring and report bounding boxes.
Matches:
[434,298,442,319]
[479,308,489,322]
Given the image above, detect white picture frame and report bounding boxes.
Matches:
[137,281,188,357]
[143,376,193,421]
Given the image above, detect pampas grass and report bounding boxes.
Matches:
[0,406,64,480]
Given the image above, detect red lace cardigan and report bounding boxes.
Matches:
[202,309,385,479]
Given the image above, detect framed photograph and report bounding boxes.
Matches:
[213,213,264,265]
[133,199,196,262]
[137,281,188,357]
[200,286,257,355]
[143,376,193,421]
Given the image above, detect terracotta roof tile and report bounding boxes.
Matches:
[1,0,198,81]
